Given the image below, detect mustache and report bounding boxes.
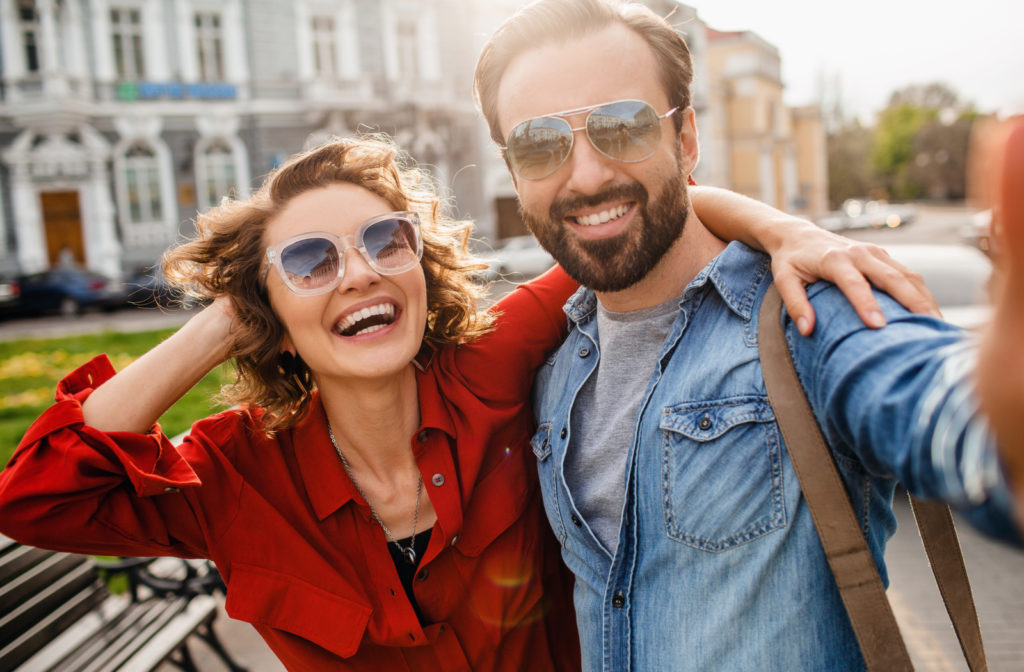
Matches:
[549,183,649,222]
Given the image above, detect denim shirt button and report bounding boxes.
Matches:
[571,514,582,527]
[698,414,712,431]
[612,592,626,608]
[560,427,567,439]
[578,347,590,357]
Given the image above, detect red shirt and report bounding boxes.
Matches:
[0,268,581,672]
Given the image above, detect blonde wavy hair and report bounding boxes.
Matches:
[163,135,494,431]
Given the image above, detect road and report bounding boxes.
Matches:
[839,202,976,247]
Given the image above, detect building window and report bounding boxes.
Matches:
[123,144,163,224]
[194,12,224,81]
[198,141,237,208]
[110,7,145,80]
[312,15,337,78]
[394,17,419,80]
[18,0,41,73]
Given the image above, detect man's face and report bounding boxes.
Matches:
[495,23,698,292]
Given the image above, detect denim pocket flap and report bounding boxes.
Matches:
[530,423,552,461]
[660,396,774,442]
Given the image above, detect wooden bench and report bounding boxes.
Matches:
[0,535,246,671]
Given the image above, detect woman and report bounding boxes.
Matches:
[0,136,933,671]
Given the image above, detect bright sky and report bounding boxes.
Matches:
[687,0,1024,122]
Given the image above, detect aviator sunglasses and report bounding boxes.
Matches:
[262,211,423,296]
[501,99,679,180]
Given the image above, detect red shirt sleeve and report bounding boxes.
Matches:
[0,354,208,557]
[443,264,578,405]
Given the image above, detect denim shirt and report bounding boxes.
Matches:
[531,242,1020,672]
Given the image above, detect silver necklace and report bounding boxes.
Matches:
[327,423,423,565]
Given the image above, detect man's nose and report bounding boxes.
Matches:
[563,129,616,194]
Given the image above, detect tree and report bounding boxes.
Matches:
[870,83,975,200]
[827,121,876,207]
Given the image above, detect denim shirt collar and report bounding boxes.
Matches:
[561,241,771,326]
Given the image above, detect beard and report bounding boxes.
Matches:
[519,170,690,293]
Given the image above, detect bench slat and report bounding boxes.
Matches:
[0,540,243,672]
[11,594,133,672]
[1,580,109,670]
[75,598,187,672]
[119,595,218,672]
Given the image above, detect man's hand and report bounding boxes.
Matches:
[974,116,1024,522]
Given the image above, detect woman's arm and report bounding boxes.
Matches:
[691,186,939,336]
[82,297,236,432]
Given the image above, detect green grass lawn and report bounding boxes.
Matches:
[0,329,233,465]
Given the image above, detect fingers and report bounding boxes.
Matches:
[997,119,1024,267]
[773,272,816,336]
[975,117,1024,516]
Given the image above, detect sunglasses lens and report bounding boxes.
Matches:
[506,116,573,180]
[279,237,340,291]
[587,100,662,162]
[363,216,421,273]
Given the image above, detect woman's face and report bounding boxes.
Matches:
[263,182,428,384]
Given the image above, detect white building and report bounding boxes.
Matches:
[0,0,488,279]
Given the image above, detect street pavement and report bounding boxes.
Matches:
[5,204,1021,670]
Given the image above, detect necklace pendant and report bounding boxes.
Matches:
[402,547,417,565]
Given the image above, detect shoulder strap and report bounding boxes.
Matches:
[757,283,987,672]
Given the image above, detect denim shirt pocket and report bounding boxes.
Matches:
[660,396,786,552]
[530,422,566,543]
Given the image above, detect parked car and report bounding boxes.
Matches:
[818,199,918,232]
[124,267,188,309]
[0,275,20,316]
[482,235,555,280]
[16,268,128,317]
[960,209,994,257]
[883,244,994,330]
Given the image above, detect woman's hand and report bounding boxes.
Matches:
[689,186,940,336]
[767,221,939,335]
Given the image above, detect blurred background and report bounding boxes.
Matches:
[0,0,1020,298]
[0,2,1022,669]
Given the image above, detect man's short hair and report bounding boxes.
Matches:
[473,0,694,146]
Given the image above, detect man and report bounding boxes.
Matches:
[473,1,1024,670]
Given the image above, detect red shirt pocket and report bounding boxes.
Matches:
[225,563,372,659]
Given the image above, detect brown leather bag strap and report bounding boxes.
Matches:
[757,284,987,671]
[907,495,988,670]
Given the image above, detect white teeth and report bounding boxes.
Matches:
[336,303,395,334]
[576,204,629,226]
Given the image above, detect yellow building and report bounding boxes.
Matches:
[703,27,828,217]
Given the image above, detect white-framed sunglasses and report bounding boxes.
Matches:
[500,99,679,180]
[262,211,423,296]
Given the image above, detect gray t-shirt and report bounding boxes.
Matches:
[565,295,680,552]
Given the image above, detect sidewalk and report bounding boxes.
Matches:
[887,494,1024,671]
[0,305,198,342]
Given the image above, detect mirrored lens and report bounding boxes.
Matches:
[279,237,339,291]
[587,100,662,162]
[507,116,574,180]
[363,217,420,271]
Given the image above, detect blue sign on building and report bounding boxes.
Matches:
[117,82,238,101]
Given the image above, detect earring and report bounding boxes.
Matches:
[278,351,311,398]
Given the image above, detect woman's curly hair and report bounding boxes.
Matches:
[162,134,494,432]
